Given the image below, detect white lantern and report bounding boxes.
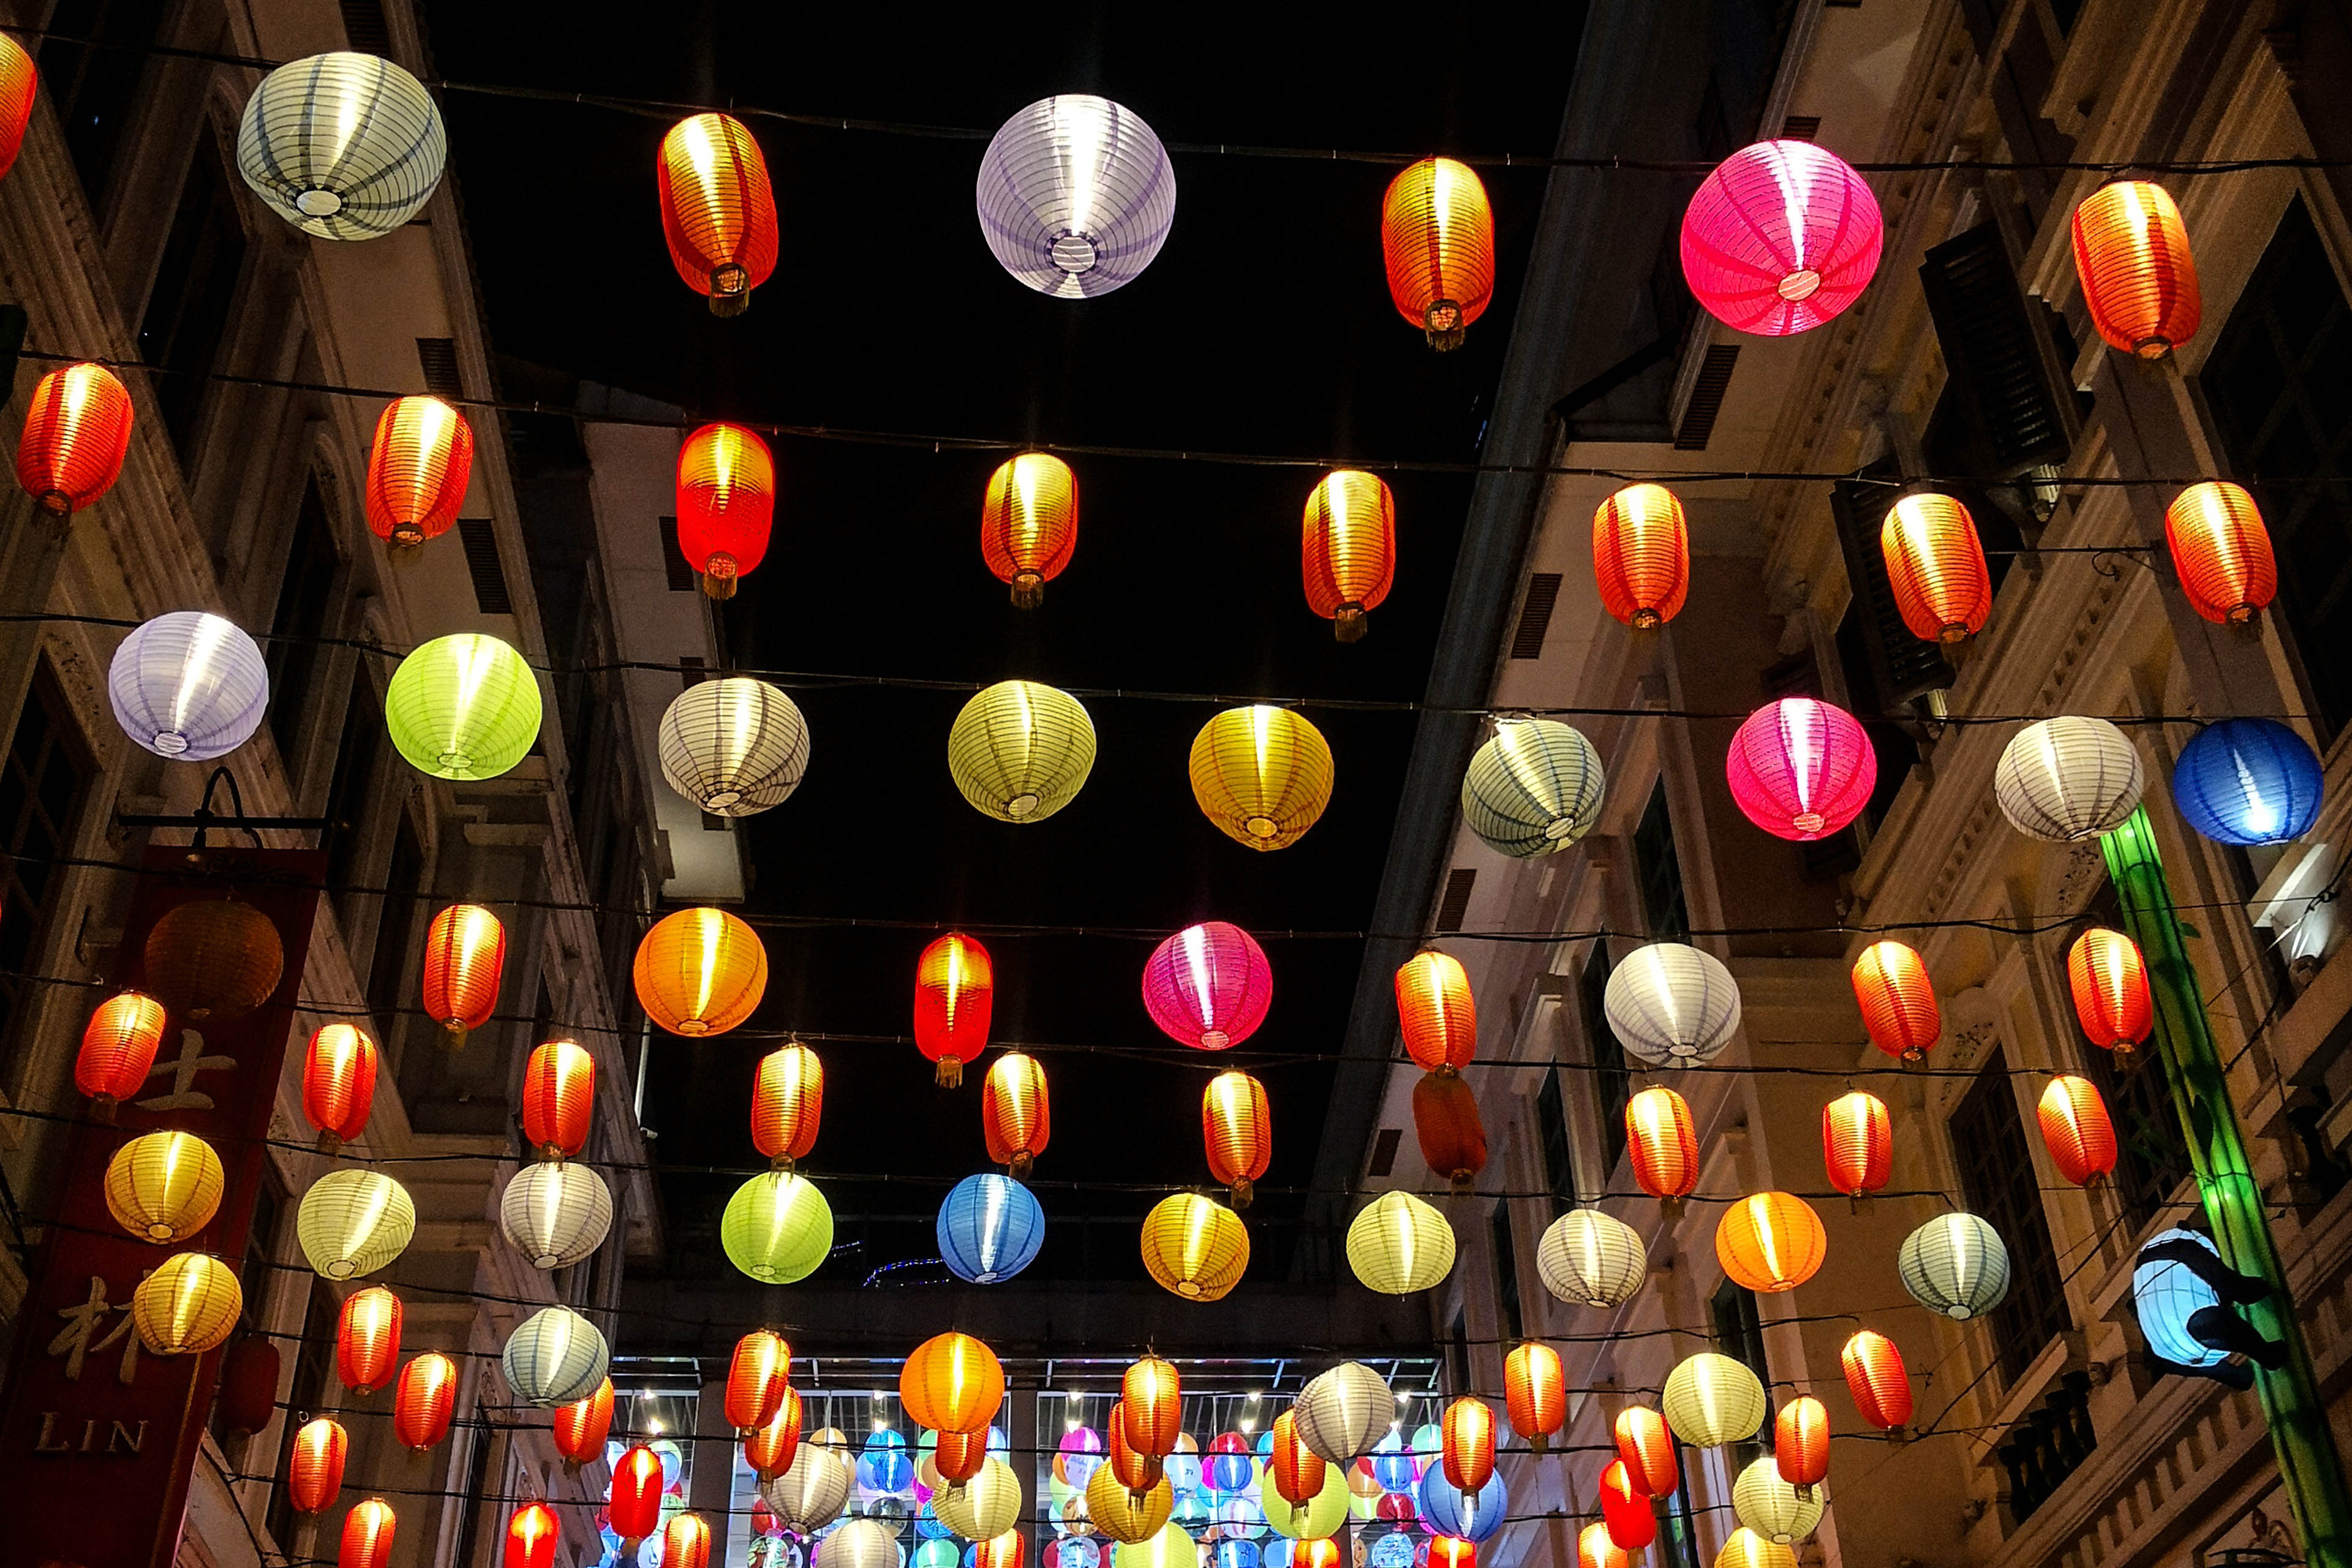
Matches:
[658,677,811,816]
[1732,1458,1823,1545]
[1461,720,1606,857]
[1292,1361,1393,1464]
[764,1433,854,1531]
[296,1168,415,1280]
[1535,1209,1646,1308]
[1604,942,1743,1068]
[236,53,447,239]
[1344,1190,1455,1294]
[1660,1352,1766,1447]
[1898,1212,2010,1319]
[1994,717,2144,841]
[934,1458,1023,1539]
[501,1304,609,1407]
[109,612,270,761]
[976,95,1175,298]
[499,1161,614,1269]
[821,1518,903,1568]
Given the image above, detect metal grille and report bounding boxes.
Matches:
[456,519,513,614]
[1434,867,1477,932]
[415,336,462,399]
[338,0,392,53]
[1367,1126,1402,1178]
[1673,344,1741,450]
[1509,573,1562,659]
[657,517,696,591]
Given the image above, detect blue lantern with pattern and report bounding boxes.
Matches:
[937,1173,1046,1284]
[2173,718,2323,847]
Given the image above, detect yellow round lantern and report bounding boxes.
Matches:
[1114,1522,1197,1568]
[1732,1457,1823,1545]
[132,1251,241,1354]
[933,1458,1022,1540]
[948,679,1097,824]
[297,1169,417,1280]
[105,1131,225,1243]
[1140,1191,1249,1301]
[1716,1529,1797,1568]
[1087,1466,1172,1544]
[1662,1352,1766,1448]
[1262,1459,1350,1540]
[1344,1190,1455,1294]
[1188,705,1335,851]
[635,907,769,1036]
[1714,1192,1828,1294]
[722,1171,834,1284]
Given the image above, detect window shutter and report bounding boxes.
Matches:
[1830,477,1956,709]
[1918,222,2079,483]
[455,519,513,614]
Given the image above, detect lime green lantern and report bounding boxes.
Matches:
[722,1170,834,1284]
[1264,1459,1351,1540]
[386,633,542,780]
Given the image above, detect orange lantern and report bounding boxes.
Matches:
[976,1532,1025,1568]
[421,903,505,1049]
[1717,1192,1827,1294]
[1297,1542,1343,1568]
[937,1424,991,1485]
[288,1415,347,1512]
[2038,1074,2117,1186]
[1413,1070,1487,1191]
[2165,481,2275,626]
[726,1329,793,1434]
[341,1497,398,1568]
[901,1331,1004,1434]
[1202,1071,1271,1208]
[2071,179,2200,358]
[1440,1397,1495,1500]
[336,1286,403,1395]
[754,1040,824,1169]
[635,906,769,1036]
[1613,1406,1677,1497]
[982,452,1080,608]
[552,1377,615,1471]
[75,990,168,1118]
[744,1385,802,1479]
[1578,1523,1629,1568]
[1104,1400,1159,1494]
[609,1444,666,1544]
[658,112,779,315]
[982,1050,1050,1177]
[675,422,775,597]
[1504,1341,1564,1452]
[1122,1356,1182,1457]
[1821,1090,1891,1200]
[506,1502,560,1568]
[1880,494,1991,644]
[0,34,33,180]
[2069,927,2152,1055]
[1626,1086,1699,1203]
[1429,1539,1477,1568]
[519,1038,594,1159]
[1396,949,1476,1073]
[1303,469,1395,642]
[1851,940,1939,1060]
[15,361,133,516]
[1268,1409,1325,1509]
[393,1351,458,1450]
[1381,156,1494,350]
[364,394,475,547]
[915,931,993,1087]
[1599,1459,1655,1550]
[301,1023,379,1155]
[1593,483,1691,629]
[1841,1329,1912,1430]
[1774,1396,1829,1499]
[662,1513,714,1568]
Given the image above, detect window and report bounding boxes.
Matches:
[264,1280,339,1548]
[657,517,696,592]
[37,0,170,210]
[1535,1068,1575,1209]
[0,674,91,1075]
[365,813,425,1048]
[1634,783,1689,939]
[1950,1049,2072,1384]
[266,477,341,771]
[1490,1201,1522,1343]
[1656,1441,1705,1568]
[322,674,384,930]
[1582,938,1629,1176]
[1710,1277,1773,1467]
[139,133,249,457]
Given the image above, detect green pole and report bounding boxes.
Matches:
[2102,805,2352,1568]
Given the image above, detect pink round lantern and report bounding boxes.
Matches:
[1680,140,1883,336]
[1142,921,1273,1051]
[1725,697,1876,841]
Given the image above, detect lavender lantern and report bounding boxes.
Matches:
[975,94,1175,298]
[109,611,270,760]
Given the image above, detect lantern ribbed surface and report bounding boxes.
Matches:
[2133,1227,2234,1369]
[1593,483,1690,628]
[1679,140,1882,334]
[507,1504,560,1568]
[553,1378,616,1466]
[2038,1074,2118,1186]
[609,1444,666,1541]
[1141,1191,1250,1300]
[1662,1352,1766,1447]
[754,1041,823,1166]
[662,1515,714,1568]
[744,1385,801,1477]
[1090,1466,1175,1544]
[939,1172,1046,1283]
[1381,157,1494,350]
[1395,949,1477,1073]
[726,1330,792,1433]
[1841,1329,1912,1428]
[659,677,810,815]
[1898,1212,2010,1319]
[2071,180,2200,357]
[1733,1458,1822,1545]
[303,1023,379,1152]
[1441,1398,1494,1501]
[298,1168,415,1280]
[1718,1528,1799,1568]
[365,395,473,546]
[1294,1362,1392,1464]
[2069,926,2154,1050]
[16,361,133,514]
[1142,921,1272,1050]
[1346,1189,1455,1294]
[0,34,32,179]
[1851,940,1939,1060]
[394,1351,458,1449]
[1189,706,1335,851]
[422,902,504,1042]
[676,423,775,595]
[659,113,778,314]
[1599,1460,1653,1549]
[937,1458,1024,1540]
[1422,1471,1507,1544]
[823,1518,902,1568]
[984,453,1080,605]
[520,1038,594,1158]
[1117,1523,1201,1568]
[722,1170,833,1283]
[903,1330,1004,1432]
[1430,1539,1477,1568]
[914,931,998,1088]
[1123,1356,1182,1455]
[1994,717,2144,841]
[1202,1070,1271,1207]
[1302,470,1396,640]
[764,1432,853,1530]
[976,95,1174,297]
[1774,1396,1830,1492]
[289,1417,347,1512]
[1412,1069,1487,1189]
[1504,1341,1564,1445]
[342,1498,398,1568]
[949,679,1097,822]
[105,1129,224,1242]
[499,1160,613,1268]
[933,1425,989,1483]
[1580,1522,1630,1568]
[131,1251,241,1354]
[110,611,270,760]
[1614,1408,1677,1496]
[636,906,767,1036]
[1461,719,1605,857]
[143,897,283,1021]
[982,1049,1050,1172]
[2174,717,2323,846]
[385,633,541,780]
[1627,1085,1700,1200]
[1881,494,1991,643]
[77,990,168,1105]
[1822,1090,1892,1197]
[1535,1208,1646,1308]
[502,1305,608,1407]
[1725,698,1874,840]
[2166,481,2275,624]
[1717,1192,1827,1294]
[236,52,445,238]
[1604,942,1743,1068]
[336,1285,402,1393]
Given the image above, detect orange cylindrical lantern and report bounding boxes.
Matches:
[1413,1069,1488,1192]
[1268,1409,1325,1508]
[519,1038,594,1159]
[662,1513,714,1568]
[1122,1355,1182,1457]
[1882,494,1991,644]
[1821,1090,1892,1199]
[364,394,475,547]
[2071,179,2201,358]
[552,1377,615,1471]
[726,1329,793,1434]
[744,1384,802,1479]
[2069,926,2153,1055]
[1593,483,1691,629]
[1381,156,1495,350]
[506,1503,560,1568]
[2166,481,2275,626]
[676,422,775,598]
[976,1531,1025,1568]
[1303,469,1396,642]
[902,1330,1004,1434]
[1599,1459,1656,1550]
[1613,1406,1677,1498]
[1851,939,1939,1060]
[753,1040,824,1169]
[1396,949,1476,1074]
[341,1497,398,1568]
[658,112,779,316]
[1841,1329,1912,1430]
[1296,1540,1342,1568]
[421,903,505,1049]
[1578,1523,1629,1568]
[2038,1074,2118,1186]
[288,1415,347,1512]
[982,451,1080,608]
[609,1444,666,1542]
[1202,1070,1271,1208]
[15,361,133,516]
[1441,1397,1495,1499]
[393,1352,458,1450]
[1716,1192,1828,1294]
[0,34,34,181]
[1774,1396,1830,1496]
[336,1286,403,1395]
[1429,1539,1478,1568]
[1504,1341,1564,1451]
[915,931,993,1087]
[982,1050,1050,1177]
[1626,1085,1699,1202]
[937,1424,992,1484]
[302,1023,379,1155]
[75,990,168,1116]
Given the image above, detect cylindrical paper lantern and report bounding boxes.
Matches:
[1346,1190,1455,1294]
[394,1351,458,1449]
[1726,697,1874,840]
[0,34,38,180]
[1841,1330,1912,1429]
[2174,717,2323,847]
[1141,1191,1250,1300]
[1994,717,2144,842]
[722,1170,833,1283]
[636,906,768,1036]
[1715,1192,1828,1294]
[289,1416,347,1512]
[104,1129,224,1243]
[506,1504,560,1568]
[662,1515,714,1568]
[1732,1458,1823,1546]
[1203,1071,1272,1207]
[499,1159,613,1268]
[1599,1460,1654,1550]
[753,1040,823,1169]
[236,52,445,238]
[1412,1069,1487,1190]
[745,1384,802,1479]
[1439,1398,1493,1499]
[983,452,1079,606]
[501,1305,609,1407]
[365,395,474,546]
[938,1172,1046,1283]
[1580,1523,1629,1568]
[935,1425,990,1485]
[2038,1074,2117,1186]
[1292,1362,1392,1464]
[1881,494,1992,644]
[1898,1212,2010,1319]
[1680,140,1882,335]
[303,1023,379,1154]
[2071,179,2200,358]
[1627,1085,1700,1201]
[916,930,994,1086]
[610,1444,666,1542]
[1504,1341,1564,1450]
[1381,156,1494,350]
[726,1330,793,1434]
[1123,1356,1182,1457]
[1302,469,1395,641]
[981,1050,1050,1175]
[1774,1396,1829,1498]
[1429,1539,1476,1568]
[1613,1407,1677,1497]
[674,424,775,599]
[1593,483,1689,628]
[16,361,133,514]
[1852,940,1939,1060]
[1191,705,1335,851]
[1396,950,1476,1073]
[1092,1464,1175,1542]
[298,1169,415,1280]
[2166,481,2275,625]
[335,1285,402,1393]
[659,112,778,314]
[130,1251,240,1354]
[341,1497,398,1568]
[1142,921,1272,1051]
[422,903,504,1048]
[385,633,542,781]
[553,1377,616,1468]
[976,95,1175,298]
[143,897,283,1022]
[76,990,168,1113]
[976,1532,1024,1568]
[948,679,1097,823]
[1461,718,1605,856]
[1662,1353,1766,1447]
[216,1336,281,1435]
[903,1332,1005,1434]
[110,612,270,760]
[520,1038,594,1160]
[1535,1209,1646,1308]
[660,677,810,815]
[1605,943,1742,1068]
[1822,1090,1891,1198]
[1268,1409,1326,1510]
[2069,926,2154,1054]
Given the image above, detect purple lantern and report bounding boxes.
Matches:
[975,96,1175,298]
[109,611,269,760]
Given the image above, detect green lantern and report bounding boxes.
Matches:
[386,633,542,781]
[1264,1461,1350,1541]
[722,1170,833,1284]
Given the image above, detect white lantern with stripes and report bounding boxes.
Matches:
[1994,717,2144,842]
[1898,1212,2010,1319]
[236,53,447,239]
[1292,1361,1393,1464]
[1535,1208,1647,1308]
[976,96,1175,298]
[500,1305,609,1406]
[1460,719,1606,858]
[499,1161,614,1269]
[1733,1457,1824,1544]
[1604,941,1743,1068]
[658,677,811,816]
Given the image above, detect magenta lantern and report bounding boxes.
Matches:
[1679,140,1883,336]
[1142,921,1273,1051]
[1725,697,1876,841]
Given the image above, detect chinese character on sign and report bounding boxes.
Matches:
[134,1027,235,1113]
[46,1276,139,1385]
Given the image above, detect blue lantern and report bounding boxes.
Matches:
[938,1173,1047,1284]
[1417,1469,1506,1544]
[1166,1442,1203,1495]
[1218,1542,1261,1568]
[861,1430,914,1494]
[1254,1429,1275,1461]
[2132,1227,2284,1389]
[1262,1543,1293,1568]
[1207,1434,1254,1496]
[2173,718,2323,847]
[916,1507,951,1541]
[1369,1430,1414,1494]
[1368,1536,1415,1568]
[1172,1490,1211,1530]
[1406,1424,1440,1479]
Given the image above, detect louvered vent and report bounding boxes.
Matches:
[1673,345,1741,450]
[1435,868,1477,934]
[1509,573,1563,660]
[415,337,462,399]
[1830,476,1955,707]
[1780,116,1822,141]
[1367,1127,1403,1179]
[657,517,695,592]
[455,520,512,614]
[339,0,393,53]
[1918,222,2077,476]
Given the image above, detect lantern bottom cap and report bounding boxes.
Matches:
[146,1222,175,1240]
[703,788,743,809]
[153,729,190,755]
[296,187,344,216]
[1177,1281,1202,1297]
[2133,339,2174,360]
[36,491,71,516]
[1050,231,1100,275]
[1791,810,1825,833]
[325,1261,355,1280]
[1245,815,1280,839]
[1630,607,1662,629]
[1776,268,1822,303]
[1544,815,1577,841]
[1333,604,1367,643]
[1005,792,1039,816]
[2226,603,2260,625]
[1198,1030,1230,1049]
[676,1020,710,1036]
[1011,571,1044,609]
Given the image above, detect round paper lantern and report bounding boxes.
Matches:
[421,902,504,1048]
[1994,717,2144,841]
[2069,926,2154,1053]
[659,677,810,816]
[745,1387,802,1479]
[1141,1191,1250,1300]
[110,611,270,761]
[662,1515,714,1568]
[766,1433,854,1531]
[75,990,168,1113]
[1142,921,1274,1052]
[978,94,1174,296]
[723,1170,833,1284]
[1882,494,1992,644]
[0,34,33,179]
[385,633,542,781]
[394,1351,457,1449]
[1123,1357,1182,1457]
[2166,480,2275,625]
[2038,1074,2117,1186]
[1579,1523,1628,1568]
[298,1169,415,1280]
[1394,949,1477,1075]
[1662,1353,1766,1447]
[658,111,778,315]
[1898,1212,2010,1319]
[1419,1476,1506,1548]
[1461,718,1605,856]
[1302,469,1395,642]
[949,679,1097,823]
[104,1130,224,1243]
[1613,1408,1677,1497]
[1536,1208,1646,1308]
[1439,1398,1493,1501]
[130,1251,240,1354]
[940,1172,1046,1283]
[1717,1528,1798,1568]
[1716,1192,1828,1294]
[1293,1363,1392,1464]
[1090,1467,1174,1545]
[553,1377,615,1469]
[505,1504,560,1568]
[1733,1456,1821,1544]
[1504,1341,1564,1450]
[215,1336,281,1435]
[2072,179,2200,358]
[2133,1226,2239,1370]
[365,394,473,547]
[1840,1330,1912,1430]
[1265,1470,1351,1547]
[336,1285,402,1394]
[1680,140,1882,334]
[636,906,768,1036]
[1116,1523,1201,1568]
[143,897,283,1022]
[1592,483,1690,628]
[2174,718,2323,846]
[1202,1071,1272,1208]
[753,1041,823,1169]
[516,1038,593,1161]
[301,1023,379,1155]
[823,1517,900,1568]
[1822,1090,1891,1199]
[1605,943,1742,1068]
[936,1459,1023,1540]
[1626,1085,1700,1201]
[1599,1460,1653,1550]
[1726,698,1874,840]
[983,452,1079,606]
[981,1050,1050,1177]
[1381,156,1494,350]
[1851,940,1938,1060]
[500,1159,612,1268]
[1191,706,1335,851]
[904,1332,1005,1434]
[16,360,132,514]
[502,1305,609,1407]
[341,1497,398,1568]
[675,421,774,597]
[914,931,995,1087]
[289,1416,347,1512]
[1412,1070,1487,1190]
[1774,1397,1828,1498]
[236,52,443,238]
[609,1444,666,1543]
[1346,1190,1455,1294]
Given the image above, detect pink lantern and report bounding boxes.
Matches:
[1680,140,1883,336]
[1725,697,1876,840]
[1142,921,1273,1050]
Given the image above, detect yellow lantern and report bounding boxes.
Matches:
[1086,1466,1173,1544]
[1715,1529,1797,1568]
[1262,1459,1350,1540]
[1344,1190,1455,1294]
[948,679,1097,823]
[1114,1523,1197,1568]
[1139,1192,1249,1301]
[132,1251,241,1354]
[722,1171,834,1284]
[1731,1457,1823,1545]
[1188,705,1335,851]
[104,1131,225,1242]
[1662,1352,1766,1448]
[934,1458,1023,1540]
[635,907,769,1036]
[297,1169,417,1280]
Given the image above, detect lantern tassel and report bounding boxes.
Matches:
[1333,603,1368,643]
[1450,1170,1474,1196]
[1422,301,1466,352]
[1529,1434,1548,1455]
[1796,1483,1815,1502]
[442,1019,469,1052]
[89,1093,118,1126]
[1659,1197,1684,1224]
[702,571,739,600]
[1011,573,1044,610]
[770,1155,796,1174]
[937,1057,963,1088]
[1010,1152,1033,1180]
[709,265,752,317]
[317,1129,343,1158]
[1229,1177,1252,1210]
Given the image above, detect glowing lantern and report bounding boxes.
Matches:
[982,1050,1050,1174]
[1840,1330,1912,1430]
[15,361,132,514]
[1091,1474,1175,1548]
[298,1169,415,1280]
[936,1425,991,1485]
[501,1305,609,1407]
[2174,717,2323,846]
[977,1531,1025,1568]
[1293,1362,1393,1464]
[983,452,1080,606]
[1626,1085,1700,1202]
[386,632,541,782]
[1302,469,1395,642]
[75,990,168,1115]
[2069,926,2153,1054]
[1141,1191,1250,1300]
[0,34,31,179]
[517,1038,593,1160]
[506,1504,560,1568]
[1716,1192,1828,1294]
[500,1161,612,1269]
[1593,483,1689,628]
[610,1444,666,1544]
[755,1041,824,1169]
[1461,718,1606,856]
[1881,494,1992,644]
[1580,1523,1629,1568]
[827,1520,905,1568]
[2071,180,2200,358]
[1144,921,1273,1051]
[1851,940,1938,1060]
[1203,1071,1272,1207]
[110,611,270,761]
[1504,1342,1564,1451]
[104,1129,224,1243]
[1412,1070,1487,1191]
[1429,1539,1476,1568]
[766,1432,853,1530]
[1725,698,1874,840]
[341,1498,397,1568]
[1346,1189,1455,1294]
[936,1458,1023,1539]
[636,906,769,1036]
[418,903,503,1049]
[938,1172,1046,1283]
[1268,1409,1326,1510]
[236,53,445,238]
[745,1385,802,1479]
[1116,1523,1203,1568]
[912,932,994,1087]
[1265,1464,1349,1542]
[976,95,1175,298]
[1774,1397,1829,1499]
[676,422,774,597]
[722,1170,834,1283]
[1718,1531,1797,1568]
[289,1416,347,1512]
[1662,1353,1766,1447]
[658,112,778,314]
[364,395,474,547]
[1733,1457,1822,1545]
[1396,951,1476,1073]
[1605,943,1743,1068]
[1191,705,1335,851]
[131,1251,240,1354]
[659,677,811,816]
[1613,1408,1677,1496]
[143,896,282,1023]
[1599,1460,1654,1549]
[1994,717,2145,842]
[301,1024,378,1155]
[1898,1212,2010,1319]
[949,679,1098,823]
[1822,1090,1892,1199]
[1123,1356,1183,1457]
[1439,1398,1493,1502]
[1381,156,1494,350]
[903,1332,1005,1434]
[1535,1208,1646,1308]
[394,1352,457,1449]
[2038,1074,2118,1186]
[336,1286,403,1394]
[2165,480,2274,625]
[1681,140,1880,334]
[553,1378,615,1468]
[662,1515,714,1568]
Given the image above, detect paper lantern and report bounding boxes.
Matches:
[2038,1074,2118,1186]
[336,1286,402,1394]
[936,1458,1023,1540]
[1419,1471,1506,1545]
[1090,1467,1174,1544]
[289,1416,347,1512]
[2072,179,2200,358]
[394,1351,457,1450]
[143,897,284,1023]
[1268,1409,1325,1509]
[1301,469,1395,642]
[1117,1523,1203,1568]
[660,677,810,815]
[236,52,444,238]
[298,1169,415,1280]
[1599,1460,1653,1550]
[385,633,542,781]
[1994,717,2144,841]
[16,361,132,514]
[216,1336,281,1435]
[1681,140,1881,334]
[1143,921,1273,1051]
[1605,943,1742,1068]
[104,1129,224,1243]
[765,1432,854,1530]
[674,421,775,597]
[1716,1192,1828,1294]
[513,1038,593,1161]
[824,1520,903,1568]
[1881,494,1992,644]
[1268,1461,1351,1544]
[501,1305,609,1407]
[364,394,474,546]
[1822,1090,1892,1199]
[500,1159,613,1268]
[2174,718,2323,846]
[949,679,1098,823]
[131,1251,240,1354]
[0,33,32,179]
[724,1330,792,1434]
[1429,1539,1476,1568]
[1774,1397,1829,1499]
[421,903,504,1048]
[2160,482,2270,629]
[745,1385,802,1479]
[1592,483,1689,628]
[1412,1070,1487,1191]
[301,1023,379,1155]
[658,111,778,315]
[1733,1458,1823,1545]
[1503,1342,1563,1450]
[982,1050,1050,1174]
[1395,951,1476,1074]
[611,1444,666,1543]
[723,1170,834,1283]
[1123,1356,1182,1457]
[940,1172,1046,1283]
[1346,1189,1455,1294]
[110,611,270,761]
[1191,705,1335,851]
[1850,940,1938,1060]
[983,451,1079,606]
[1717,1528,1799,1568]
[1141,1191,1250,1300]
[341,1497,397,1568]
[1381,156,1494,350]
[1898,1212,2010,1319]
[977,93,1174,296]
[2069,926,2154,1054]
[1203,1071,1272,1207]
[1662,1353,1766,1447]
[1439,1398,1493,1501]
[1535,1208,1646,1308]
[1725,698,1874,840]
[75,990,168,1114]
[2132,1226,2241,1370]
[1613,1408,1676,1496]
[755,1041,823,1168]
[936,1425,992,1485]
[553,1377,615,1468]
[1460,717,1605,857]
[978,1532,1025,1568]
[505,1504,560,1568]
[903,1331,1005,1434]
[911,931,995,1087]
[662,1515,714,1568]
[636,906,768,1036]
[1626,1085,1700,1201]
[1293,1362,1393,1464]
[1840,1330,1911,1429]
[1579,1523,1629,1568]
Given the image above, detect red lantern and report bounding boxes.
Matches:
[1821,1090,1891,1199]
[1578,1523,1629,1568]
[982,1050,1050,1177]
[340,1498,398,1568]
[1680,140,1882,336]
[2071,179,2199,359]
[215,1336,281,1436]
[1378,1492,1419,1526]
[658,112,779,315]
[1504,1341,1564,1451]
[726,1329,793,1433]
[1142,921,1273,1051]
[982,452,1080,608]
[1626,1086,1698,1202]
[1413,1071,1487,1191]
[2038,1074,2117,1186]
[754,1040,823,1169]
[506,1503,560,1568]
[676,421,775,598]
[1396,949,1476,1073]
[1599,1458,1656,1550]
[1202,1070,1271,1208]
[519,1038,594,1159]
[744,1385,802,1479]
[1852,940,1939,1060]
[1841,1329,1912,1430]
[15,361,133,515]
[394,1351,458,1450]
[301,1022,379,1155]
[1302,469,1395,642]
[1297,1542,1343,1568]
[936,1425,991,1485]
[288,1416,347,1512]
[2068,927,2153,1055]
[662,1513,714,1568]
[421,903,504,1049]
[1882,493,1991,644]
[609,1444,666,1544]
[977,1531,1025,1568]
[2165,481,2275,626]
[364,394,475,547]
[1593,483,1690,629]
[336,1286,402,1395]
[1725,697,1875,841]
[0,34,33,180]
[1122,1356,1182,1457]
[1380,156,1494,350]
[1268,1409,1325,1509]
[552,1377,615,1471]
[1429,1539,1477,1568]
[915,931,993,1087]
[1440,1397,1494,1500]
[74,990,168,1117]
[1613,1406,1677,1497]
[1774,1396,1830,1498]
